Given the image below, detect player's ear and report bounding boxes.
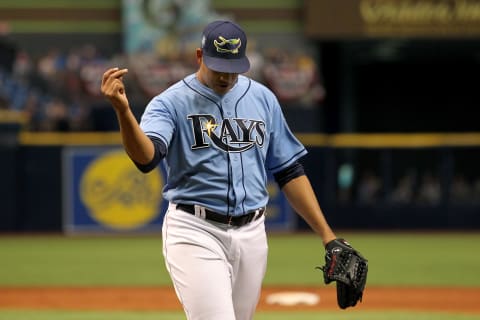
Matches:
[196,48,203,64]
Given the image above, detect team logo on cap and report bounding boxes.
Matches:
[214,36,242,54]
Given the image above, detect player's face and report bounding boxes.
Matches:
[196,49,239,95]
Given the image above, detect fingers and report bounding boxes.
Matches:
[103,67,128,78]
[101,67,129,97]
[101,67,128,87]
[101,67,117,86]
[112,68,129,78]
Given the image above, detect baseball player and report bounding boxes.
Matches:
[101,20,338,320]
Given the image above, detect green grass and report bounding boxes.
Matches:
[0,310,479,320]
[265,232,480,286]
[1,232,480,319]
[0,236,168,286]
[1,232,480,286]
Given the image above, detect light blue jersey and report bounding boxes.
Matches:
[140,73,307,215]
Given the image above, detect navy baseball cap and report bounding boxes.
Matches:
[201,20,250,74]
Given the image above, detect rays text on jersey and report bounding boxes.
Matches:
[188,114,266,152]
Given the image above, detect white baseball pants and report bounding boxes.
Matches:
[162,203,268,320]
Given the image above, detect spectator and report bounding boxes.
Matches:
[244,38,265,82]
[472,178,480,205]
[356,170,382,205]
[262,48,325,108]
[40,98,70,131]
[449,173,472,205]
[0,94,10,110]
[416,171,441,205]
[0,23,17,73]
[389,169,417,205]
[12,50,34,82]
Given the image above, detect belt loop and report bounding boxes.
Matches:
[255,208,264,220]
[194,205,206,219]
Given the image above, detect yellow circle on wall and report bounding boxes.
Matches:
[80,150,163,230]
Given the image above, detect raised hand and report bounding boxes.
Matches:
[101,67,130,114]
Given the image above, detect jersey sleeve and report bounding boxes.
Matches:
[139,96,176,148]
[265,97,308,173]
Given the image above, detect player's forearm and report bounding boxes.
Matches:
[282,175,336,245]
[115,108,154,165]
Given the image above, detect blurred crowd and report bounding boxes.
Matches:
[338,168,480,206]
[2,40,479,207]
[0,44,107,131]
[0,41,325,132]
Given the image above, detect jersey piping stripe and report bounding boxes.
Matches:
[234,78,252,215]
[182,78,232,215]
[182,79,222,109]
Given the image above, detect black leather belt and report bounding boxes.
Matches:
[176,203,265,227]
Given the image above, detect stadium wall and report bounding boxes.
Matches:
[1,131,480,232]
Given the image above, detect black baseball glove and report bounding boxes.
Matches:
[317,238,368,309]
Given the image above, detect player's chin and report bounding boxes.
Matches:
[213,84,232,95]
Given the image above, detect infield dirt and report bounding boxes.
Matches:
[0,286,479,314]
